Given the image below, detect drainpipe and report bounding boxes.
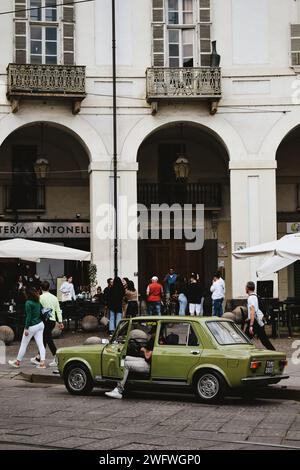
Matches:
[112,0,118,278]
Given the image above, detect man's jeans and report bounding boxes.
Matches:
[118,356,150,393]
[213,298,223,317]
[147,301,161,315]
[109,311,122,333]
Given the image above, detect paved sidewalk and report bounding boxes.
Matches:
[0,376,299,450]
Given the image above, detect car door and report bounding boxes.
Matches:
[101,320,130,379]
[151,321,202,381]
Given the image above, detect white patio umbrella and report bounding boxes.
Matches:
[233,233,300,278]
[0,238,91,262]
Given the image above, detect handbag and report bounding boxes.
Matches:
[41,307,53,322]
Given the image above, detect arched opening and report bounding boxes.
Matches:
[137,121,231,303]
[277,126,300,299]
[0,122,90,300]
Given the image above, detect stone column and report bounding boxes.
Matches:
[230,160,278,299]
[89,161,139,289]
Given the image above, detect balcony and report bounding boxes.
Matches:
[4,184,46,214]
[146,67,222,115]
[7,63,86,114]
[137,182,222,209]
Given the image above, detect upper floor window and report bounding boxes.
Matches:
[14,0,75,65]
[30,0,57,22]
[152,0,212,68]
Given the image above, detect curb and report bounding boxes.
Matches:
[19,371,63,385]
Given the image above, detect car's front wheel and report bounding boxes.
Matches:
[64,363,94,395]
[194,370,226,403]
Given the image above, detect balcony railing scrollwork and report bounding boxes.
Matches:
[146,67,222,115]
[7,63,86,114]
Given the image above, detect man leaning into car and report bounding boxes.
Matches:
[105,325,157,399]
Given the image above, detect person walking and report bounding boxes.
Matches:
[245,281,275,350]
[187,274,203,316]
[108,277,125,334]
[60,275,76,302]
[210,272,225,317]
[9,288,46,369]
[125,280,139,318]
[31,281,64,367]
[146,276,163,315]
[175,275,188,316]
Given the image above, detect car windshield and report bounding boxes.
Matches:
[206,321,250,345]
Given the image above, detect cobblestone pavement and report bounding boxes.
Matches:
[0,376,299,450]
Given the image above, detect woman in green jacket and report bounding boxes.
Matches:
[9,288,46,369]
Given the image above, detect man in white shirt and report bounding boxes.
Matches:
[245,281,275,350]
[210,272,225,317]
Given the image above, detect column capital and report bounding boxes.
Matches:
[229,160,277,170]
[89,162,139,172]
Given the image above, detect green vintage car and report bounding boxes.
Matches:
[56,316,289,403]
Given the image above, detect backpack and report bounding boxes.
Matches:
[249,294,268,326]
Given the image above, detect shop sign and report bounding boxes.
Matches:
[0,222,90,238]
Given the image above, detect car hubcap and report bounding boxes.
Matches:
[68,368,87,391]
[198,374,219,399]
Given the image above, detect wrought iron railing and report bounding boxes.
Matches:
[137,182,222,208]
[7,63,86,97]
[146,67,222,100]
[4,184,46,212]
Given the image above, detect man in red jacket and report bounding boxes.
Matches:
[146,276,163,315]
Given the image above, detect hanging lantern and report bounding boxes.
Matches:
[34,157,50,179]
[174,155,190,181]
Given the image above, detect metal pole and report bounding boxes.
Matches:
[112,0,118,278]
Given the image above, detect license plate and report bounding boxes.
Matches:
[265,360,274,375]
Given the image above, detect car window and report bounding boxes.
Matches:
[111,321,129,344]
[206,321,250,345]
[159,322,199,346]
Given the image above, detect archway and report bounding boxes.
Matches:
[276,125,300,299]
[137,121,231,303]
[0,122,90,300]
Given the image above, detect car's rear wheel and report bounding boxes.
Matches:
[194,370,226,403]
[64,363,94,395]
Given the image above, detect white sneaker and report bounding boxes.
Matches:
[105,387,123,399]
[30,357,40,366]
[49,359,57,367]
[8,360,20,368]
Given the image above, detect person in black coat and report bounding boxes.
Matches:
[108,277,125,334]
[187,274,204,316]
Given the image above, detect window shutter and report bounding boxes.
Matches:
[152,0,165,67]
[291,24,300,67]
[199,0,211,66]
[62,1,75,65]
[14,0,27,63]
